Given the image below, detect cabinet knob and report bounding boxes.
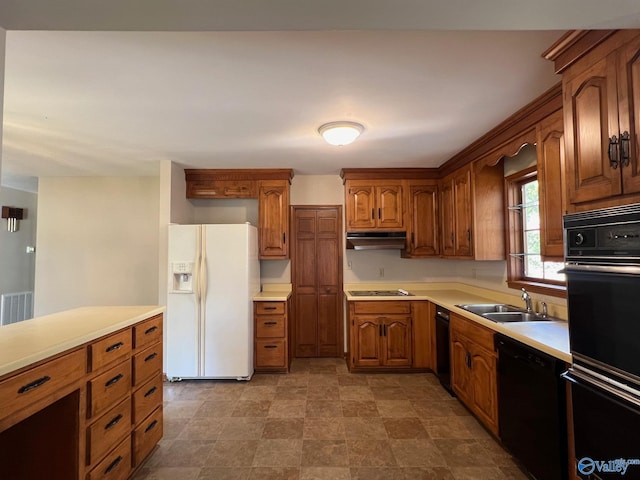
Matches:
[621,131,631,167]
[609,135,620,169]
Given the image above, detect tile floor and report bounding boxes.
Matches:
[133,358,529,480]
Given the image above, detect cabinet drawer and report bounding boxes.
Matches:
[133,314,163,350]
[89,329,132,372]
[86,435,131,480]
[88,359,131,418]
[132,373,163,425]
[0,348,85,423]
[132,406,163,467]
[132,343,162,387]
[255,315,285,338]
[87,397,131,467]
[451,314,495,353]
[353,301,411,315]
[255,339,286,367]
[255,302,285,315]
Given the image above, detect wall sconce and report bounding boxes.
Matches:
[2,206,24,232]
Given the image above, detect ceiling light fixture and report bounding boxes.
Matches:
[318,121,364,146]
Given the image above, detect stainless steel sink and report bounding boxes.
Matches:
[456,303,554,323]
[482,311,550,323]
[456,304,523,315]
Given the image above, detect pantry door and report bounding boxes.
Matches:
[291,206,343,357]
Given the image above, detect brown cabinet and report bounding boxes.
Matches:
[450,313,498,436]
[537,109,566,259]
[344,180,404,230]
[440,162,504,260]
[348,301,413,370]
[184,169,293,259]
[404,180,439,257]
[254,300,289,372]
[559,30,640,209]
[258,180,290,259]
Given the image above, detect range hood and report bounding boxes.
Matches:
[346,231,407,250]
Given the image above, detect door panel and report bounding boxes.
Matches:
[346,186,376,229]
[471,348,498,432]
[619,37,640,194]
[453,168,473,257]
[295,293,318,357]
[318,294,339,356]
[409,183,439,256]
[354,317,381,366]
[383,317,412,367]
[440,179,455,256]
[377,185,404,228]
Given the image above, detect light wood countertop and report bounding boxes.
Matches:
[344,283,570,363]
[253,284,292,302]
[0,306,165,378]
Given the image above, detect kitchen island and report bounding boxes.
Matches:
[0,305,165,480]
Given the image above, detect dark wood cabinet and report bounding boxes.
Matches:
[537,109,566,259]
[348,301,417,370]
[440,166,473,258]
[344,180,404,230]
[291,206,342,358]
[450,313,498,436]
[254,301,289,372]
[258,180,289,259]
[404,181,439,257]
[554,30,640,210]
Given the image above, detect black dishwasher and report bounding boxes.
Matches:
[496,334,567,480]
[434,306,454,395]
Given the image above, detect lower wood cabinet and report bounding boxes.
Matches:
[450,313,499,436]
[0,312,164,480]
[254,300,289,372]
[348,301,435,371]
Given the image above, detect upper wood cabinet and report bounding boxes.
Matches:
[548,30,640,210]
[184,169,293,259]
[344,180,404,230]
[258,180,289,259]
[404,180,440,258]
[536,109,566,259]
[440,162,504,260]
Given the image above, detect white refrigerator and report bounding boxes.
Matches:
[166,223,260,380]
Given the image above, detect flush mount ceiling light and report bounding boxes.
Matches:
[318,121,364,146]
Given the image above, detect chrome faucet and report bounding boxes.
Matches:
[521,288,533,312]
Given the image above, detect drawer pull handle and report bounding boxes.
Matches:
[144,386,158,398]
[263,321,277,326]
[104,455,122,475]
[263,306,277,311]
[144,352,158,362]
[105,414,123,430]
[105,373,124,387]
[18,375,51,394]
[106,342,124,353]
[145,326,158,335]
[264,345,278,349]
[145,419,159,433]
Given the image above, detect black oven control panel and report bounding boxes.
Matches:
[564,204,640,260]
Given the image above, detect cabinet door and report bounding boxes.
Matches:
[470,347,499,436]
[346,184,376,229]
[618,36,640,195]
[440,178,455,256]
[564,54,621,204]
[382,316,412,367]
[407,183,439,256]
[259,181,289,259]
[353,316,382,367]
[453,168,473,257]
[376,184,404,228]
[537,109,566,259]
[450,334,471,403]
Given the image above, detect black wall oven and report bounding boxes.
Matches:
[563,204,640,479]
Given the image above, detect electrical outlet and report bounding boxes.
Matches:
[347,261,352,270]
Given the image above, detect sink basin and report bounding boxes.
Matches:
[482,311,551,323]
[456,304,523,315]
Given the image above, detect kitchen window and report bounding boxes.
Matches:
[505,166,565,297]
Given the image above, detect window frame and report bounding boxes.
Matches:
[504,166,566,298]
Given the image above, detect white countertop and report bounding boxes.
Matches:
[344,283,570,363]
[253,284,292,302]
[0,306,165,378]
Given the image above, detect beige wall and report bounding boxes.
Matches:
[0,28,4,183]
[0,187,37,296]
[34,177,160,316]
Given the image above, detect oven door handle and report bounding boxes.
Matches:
[563,263,640,275]
[562,368,640,410]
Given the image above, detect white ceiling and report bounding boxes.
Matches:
[1,2,640,190]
